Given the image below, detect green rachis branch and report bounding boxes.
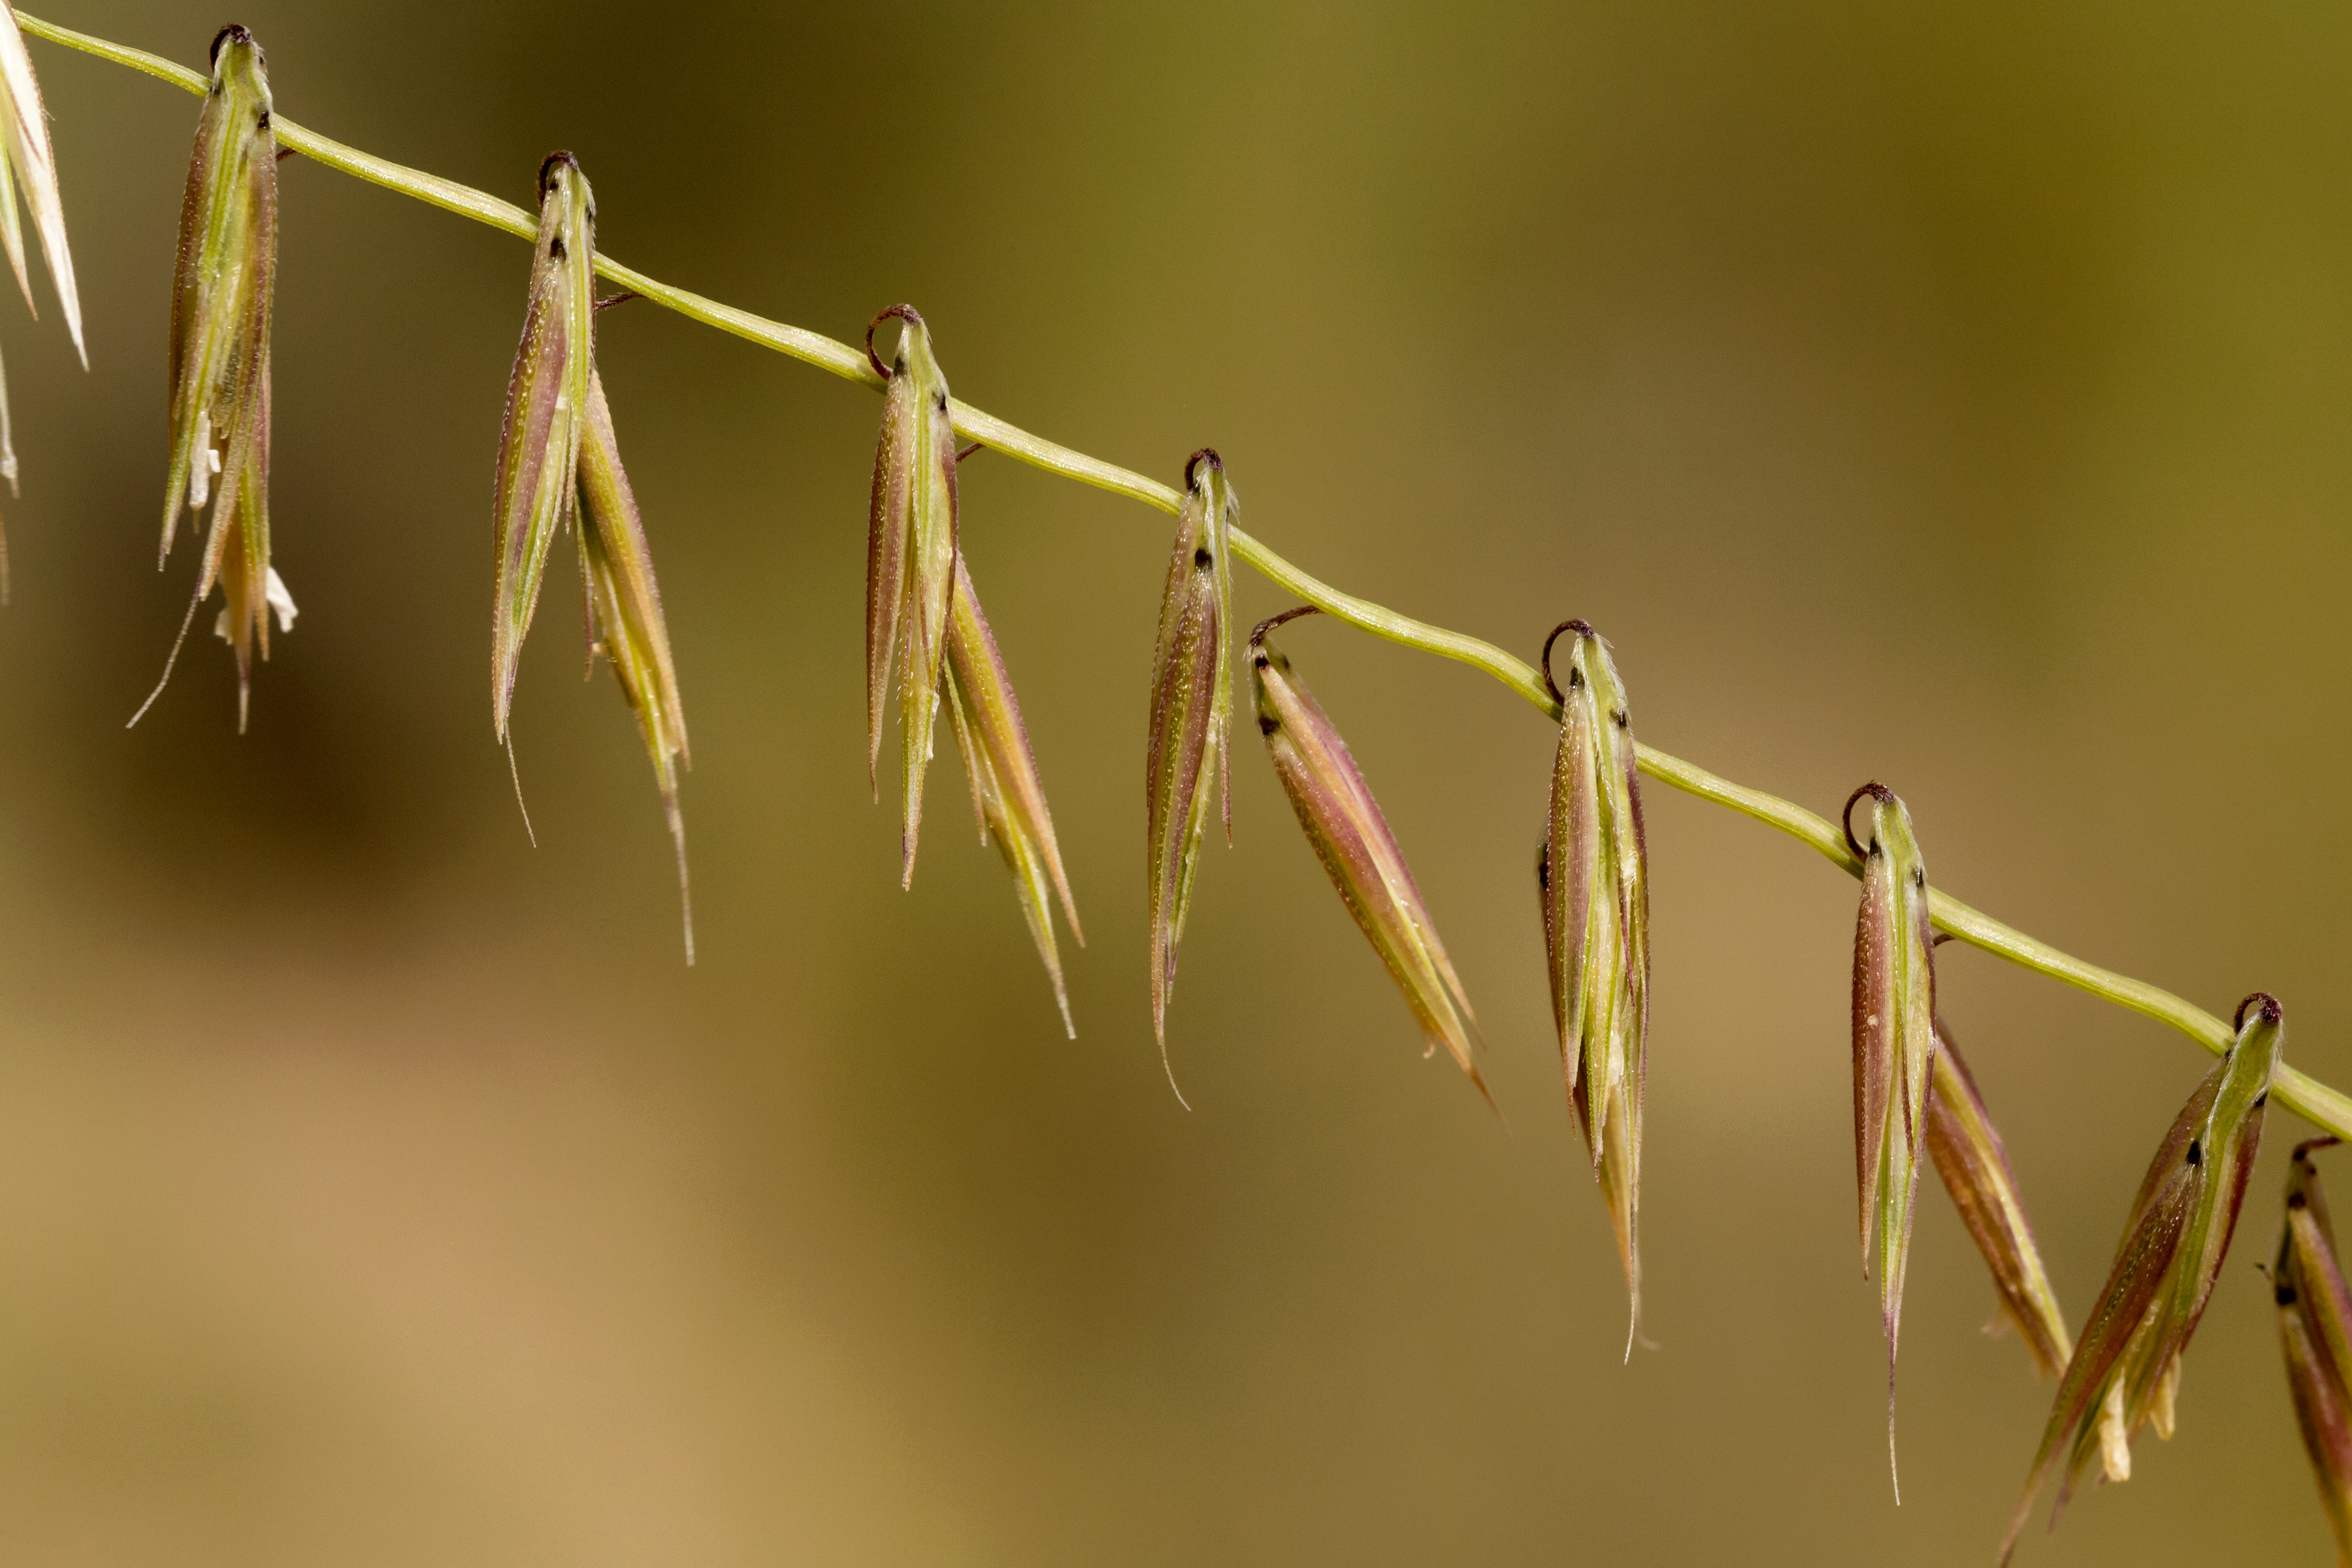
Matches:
[20,9,2348,1139]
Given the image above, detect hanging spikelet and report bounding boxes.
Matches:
[1252,606,1485,1102]
[1537,619,1649,1353]
[489,151,693,958]
[141,25,287,729]
[2001,994,2283,1563]
[863,303,958,885]
[1845,780,1938,1496]
[1145,449,1236,1070]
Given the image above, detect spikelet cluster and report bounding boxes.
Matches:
[7,27,2340,1558]
[2002,994,2283,1561]
[491,151,691,956]
[145,25,287,729]
[858,304,1079,1026]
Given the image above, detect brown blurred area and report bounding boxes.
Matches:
[0,0,2344,1562]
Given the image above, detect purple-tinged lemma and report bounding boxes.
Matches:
[576,370,692,953]
[2001,992,2284,1562]
[143,25,286,730]
[943,553,1082,1036]
[491,152,595,740]
[1846,780,1938,1494]
[0,0,86,593]
[2275,1137,2352,1565]
[1252,607,1486,1103]
[1536,619,1648,1350]
[864,303,958,886]
[1924,1021,2073,1382]
[491,151,693,959]
[1145,449,1236,1074]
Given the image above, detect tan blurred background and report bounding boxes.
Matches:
[0,0,2342,1562]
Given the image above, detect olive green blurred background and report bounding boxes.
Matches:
[0,1,2343,1563]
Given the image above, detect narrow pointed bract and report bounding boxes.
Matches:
[943,554,1082,1035]
[2000,994,2285,1563]
[1145,449,1236,1054]
[1846,780,1938,1493]
[576,369,693,960]
[862,304,958,885]
[144,25,282,727]
[1925,1020,2072,1380]
[0,3,82,361]
[1252,607,1485,1100]
[2275,1137,2352,1565]
[491,150,595,740]
[0,0,87,583]
[487,153,693,958]
[1537,619,1650,1349]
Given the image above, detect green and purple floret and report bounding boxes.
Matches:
[1924,1021,2074,1383]
[1537,619,1650,1351]
[1251,606,1487,1104]
[1856,798,2083,1473]
[1846,779,1939,1492]
[941,553,1082,1036]
[864,303,958,887]
[1145,449,1237,1083]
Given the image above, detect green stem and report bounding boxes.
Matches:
[20,11,2346,1138]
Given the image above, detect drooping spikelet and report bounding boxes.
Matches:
[1252,607,1485,1102]
[2275,1137,2352,1567]
[1537,619,1649,1352]
[142,25,288,730]
[863,304,958,885]
[2001,993,2284,1563]
[0,0,87,590]
[1145,449,1236,1062]
[1925,1019,2072,1381]
[943,553,1082,1035]
[492,151,595,740]
[1846,780,1938,1494]
[490,152,693,958]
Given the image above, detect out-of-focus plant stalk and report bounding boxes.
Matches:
[13,10,2352,1139]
